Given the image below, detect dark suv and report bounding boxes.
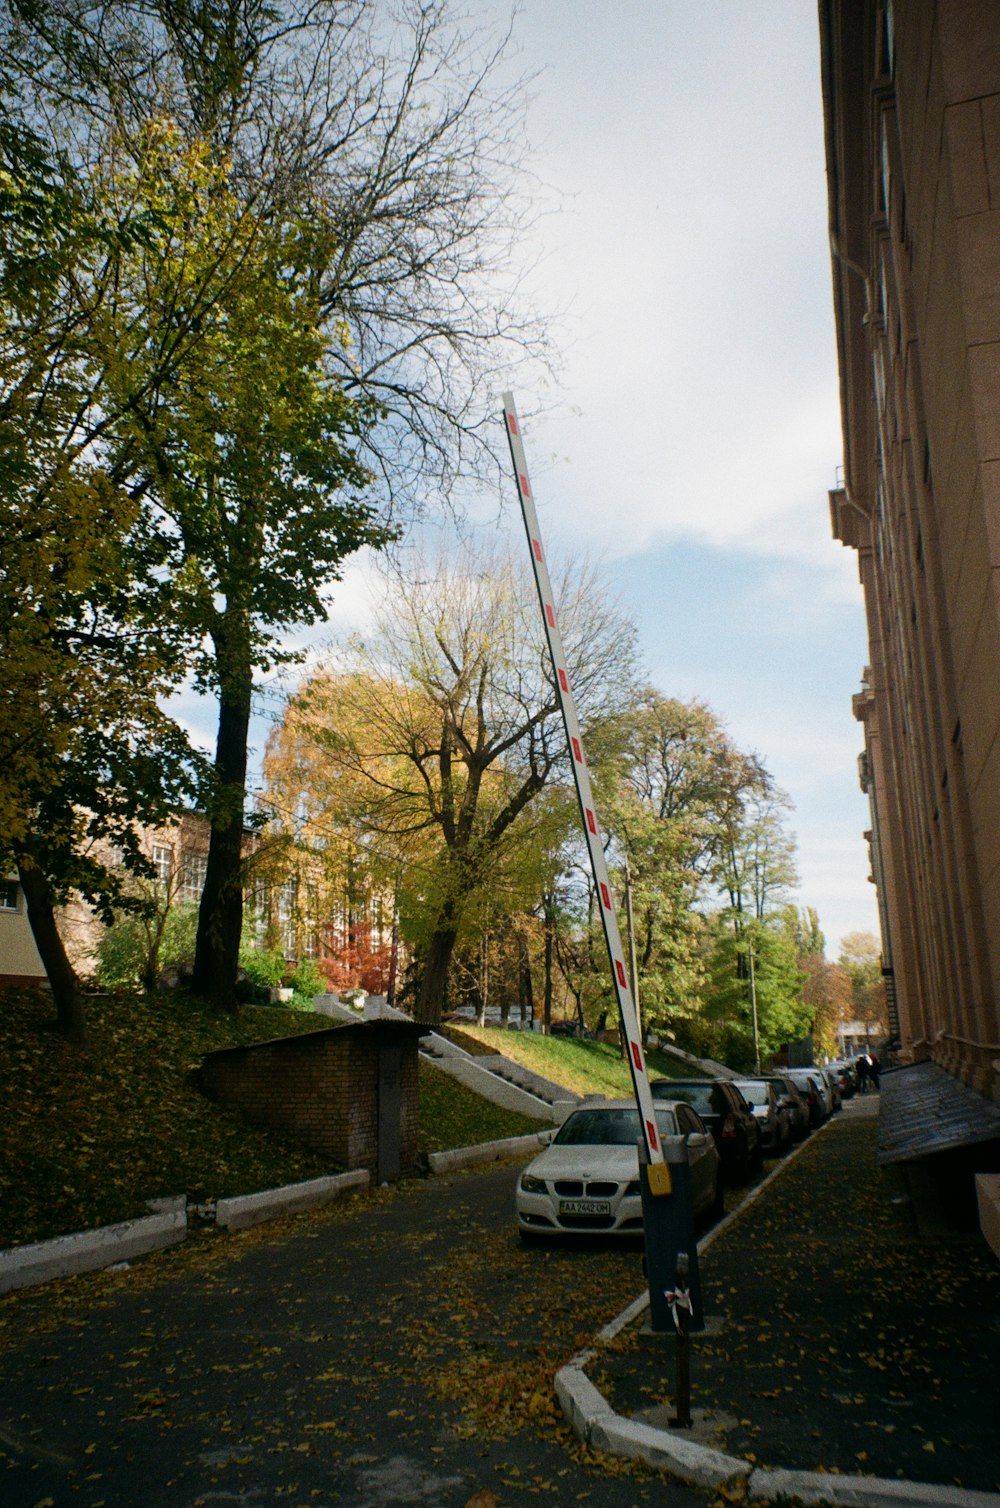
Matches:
[650,1077,763,1184]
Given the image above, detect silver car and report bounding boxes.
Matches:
[783,1067,832,1124]
[515,1098,722,1240]
[734,1077,791,1153]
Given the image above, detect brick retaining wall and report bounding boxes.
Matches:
[198,1021,422,1177]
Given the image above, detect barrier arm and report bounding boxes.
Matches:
[502,392,671,1197]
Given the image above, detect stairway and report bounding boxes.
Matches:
[419,1031,582,1124]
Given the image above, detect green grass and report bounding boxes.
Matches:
[447,1022,687,1098]
[0,988,539,1249]
[417,1059,539,1152]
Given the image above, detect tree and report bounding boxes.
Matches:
[0,88,199,1043]
[600,692,752,1034]
[7,0,550,1009]
[799,952,853,1060]
[839,930,888,1040]
[699,774,808,1067]
[702,912,809,1071]
[267,545,637,1024]
[94,130,392,1007]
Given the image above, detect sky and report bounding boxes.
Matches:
[176,0,880,958]
[465,0,881,958]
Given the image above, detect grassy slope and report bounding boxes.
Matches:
[1,992,680,1250]
[0,989,544,1248]
[445,1023,687,1098]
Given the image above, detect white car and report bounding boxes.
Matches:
[515,1098,722,1240]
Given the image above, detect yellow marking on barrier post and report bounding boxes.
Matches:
[648,1162,673,1197]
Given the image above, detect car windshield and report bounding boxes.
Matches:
[657,1084,714,1115]
[554,1106,679,1146]
[735,1081,769,1107]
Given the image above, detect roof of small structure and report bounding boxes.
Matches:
[877,1060,1000,1165]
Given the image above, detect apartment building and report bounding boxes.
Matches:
[821,0,1000,1106]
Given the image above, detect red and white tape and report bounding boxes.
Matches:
[502,392,669,1191]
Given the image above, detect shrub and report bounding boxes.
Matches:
[287,957,325,1009]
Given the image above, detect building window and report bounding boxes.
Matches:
[180,853,208,904]
[276,880,297,956]
[1,879,20,911]
[152,844,174,887]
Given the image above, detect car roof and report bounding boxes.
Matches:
[651,1077,731,1086]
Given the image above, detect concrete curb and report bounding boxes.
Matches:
[426,1129,553,1174]
[214,1170,370,1231]
[747,1467,1000,1507]
[0,1124,543,1294]
[558,1104,1000,1508]
[554,1354,751,1495]
[0,1197,187,1296]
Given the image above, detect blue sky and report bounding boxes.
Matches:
[175,1,880,956]
[466,0,882,956]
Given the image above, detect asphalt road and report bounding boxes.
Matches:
[0,1162,707,1508]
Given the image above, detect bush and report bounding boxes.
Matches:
[96,917,148,989]
[96,902,199,990]
[238,946,287,995]
[287,957,325,1008]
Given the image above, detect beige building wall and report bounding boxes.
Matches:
[821,0,1000,1100]
[0,877,47,987]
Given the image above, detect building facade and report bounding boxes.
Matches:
[821,0,1000,1103]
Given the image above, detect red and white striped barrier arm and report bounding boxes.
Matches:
[502,392,671,1195]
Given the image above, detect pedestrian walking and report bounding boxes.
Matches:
[868,1052,880,1092]
[856,1053,870,1093]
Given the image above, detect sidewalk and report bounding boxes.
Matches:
[584,1095,1000,1502]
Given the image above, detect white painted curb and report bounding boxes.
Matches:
[747,1467,1000,1507]
[0,1197,187,1295]
[557,1106,1000,1508]
[0,1123,544,1294]
[554,1353,751,1495]
[426,1129,553,1174]
[215,1170,370,1231]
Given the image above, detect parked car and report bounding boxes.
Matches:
[816,1066,841,1113]
[762,1073,811,1140]
[827,1061,856,1099]
[650,1077,763,1183]
[515,1099,722,1240]
[734,1077,791,1153]
[782,1067,829,1126]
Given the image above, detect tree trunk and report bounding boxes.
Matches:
[192,632,252,1011]
[518,928,534,1025]
[413,924,458,1025]
[16,843,87,1048]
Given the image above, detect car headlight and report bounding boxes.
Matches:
[519,1173,547,1194]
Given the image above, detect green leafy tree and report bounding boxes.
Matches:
[0,94,197,1044]
[699,778,807,1067]
[702,913,809,1070]
[7,0,550,1014]
[96,902,199,992]
[98,131,391,1009]
[600,693,754,1035]
[268,546,637,1025]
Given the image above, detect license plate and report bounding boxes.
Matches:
[559,1199,611,1216]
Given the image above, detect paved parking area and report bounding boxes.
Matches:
[0,1162,704,1507]
[591,1096,1000,1497]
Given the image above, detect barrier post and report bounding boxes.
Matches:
[638,1134,704,1334]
